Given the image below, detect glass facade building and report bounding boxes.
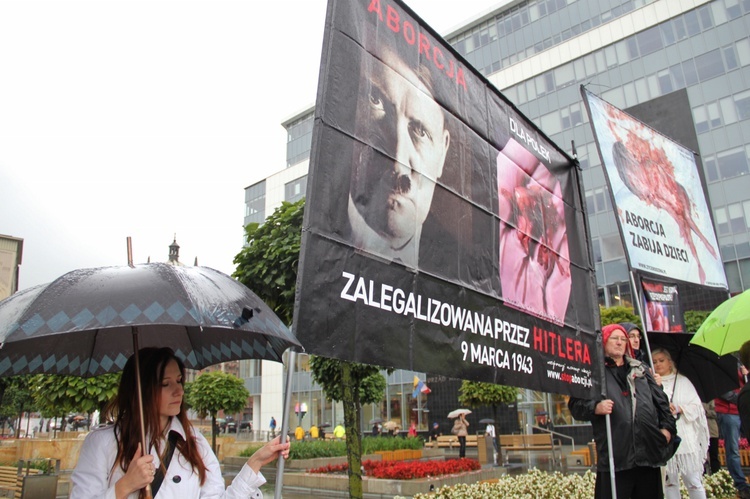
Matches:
[244,0,749,438]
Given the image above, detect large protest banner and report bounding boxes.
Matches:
[581,87,726,290]
[293,0,602,398]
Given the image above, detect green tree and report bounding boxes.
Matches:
[308,356,388,499]
[599,305,641,328]
[458,380,518,436]
[29,373,120,428]
[233,199,304,324]
[0,377,36,436]
[184,371,249,452]
[684,310,712,333]
[233,198,390,498]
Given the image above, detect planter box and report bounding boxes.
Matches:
[282,467,507,496]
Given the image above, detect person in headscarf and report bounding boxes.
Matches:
[568,324,677,499]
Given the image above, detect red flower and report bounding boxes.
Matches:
[309,458,480,479]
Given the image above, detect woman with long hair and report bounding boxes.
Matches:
[652,347,709,499]
[70,347,289,498]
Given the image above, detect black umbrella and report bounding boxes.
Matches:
[369,417,384,424]
[0,263,300,376]
[479,418,495,424]
[647,332,738,403]
[0,263,301,498]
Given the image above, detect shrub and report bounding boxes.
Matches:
[240,436,423,460]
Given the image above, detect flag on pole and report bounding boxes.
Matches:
[412,376,431,398]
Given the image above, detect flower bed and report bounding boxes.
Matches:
[308,457,480,479]
[401,468,737,499]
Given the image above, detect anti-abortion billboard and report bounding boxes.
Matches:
[582,87,726,290]
[293,0,602,398]
[640,276,685,333]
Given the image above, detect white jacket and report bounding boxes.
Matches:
[661,372,710,475]
[70,418,265,498]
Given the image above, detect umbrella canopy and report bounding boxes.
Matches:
[382,421,399,430]
[0,263,301,376]
[478,418,495,424]
[369,417,383,424]
[690,290,750,355]
[447,408,472,418]
[649,332,738,402]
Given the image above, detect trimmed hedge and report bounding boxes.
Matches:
[239,435,423,460]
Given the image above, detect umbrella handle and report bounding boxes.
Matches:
[132,329,152,499]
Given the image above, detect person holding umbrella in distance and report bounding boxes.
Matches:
[449,410,470,458]
[568,324,677,499]
[70,348,290,498]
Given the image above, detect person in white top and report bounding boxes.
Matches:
[652,347,709,499]
[485,422,498,463]
[70,347,289,499]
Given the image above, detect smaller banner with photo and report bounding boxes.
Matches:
[640,275,685,333]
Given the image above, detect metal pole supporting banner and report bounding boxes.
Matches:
[629,271,654,365]
[605,414,617,499]
[274,349,297,499]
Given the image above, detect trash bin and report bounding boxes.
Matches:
[19,459,58,499]
[21,474,58,499]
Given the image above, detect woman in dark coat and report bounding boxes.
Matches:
[569,324,676,499]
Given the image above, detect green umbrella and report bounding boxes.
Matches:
[690,290,750,355]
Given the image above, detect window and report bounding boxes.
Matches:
[694,106,709,134]
[715,207,729,235]
[244,181,266,225]
[601,233,625,260]
[729,203,746,233]
[636,26,663,56]
[705,158,719,182]
[738,38,750,66]
[284,176,307,203]
[695,49,725,81]
[717,148,750,179]
[735,90,750,120]
[724,45,739,70]
[721,96,739,125]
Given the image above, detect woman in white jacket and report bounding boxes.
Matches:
[652,347,709,499]
[70,347,289,498]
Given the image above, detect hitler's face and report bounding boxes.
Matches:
[350,48,450,251]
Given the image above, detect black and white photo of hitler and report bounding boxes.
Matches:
[346,42,451,269]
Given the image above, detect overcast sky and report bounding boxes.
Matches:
[0,0,503,291]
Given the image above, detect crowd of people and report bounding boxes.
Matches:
[567,321,750,499]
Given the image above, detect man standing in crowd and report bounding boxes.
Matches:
[724,350,750,498]
[569,324,676,499]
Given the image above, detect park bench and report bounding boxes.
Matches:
[499,433,562,466]
[424,434,477,449]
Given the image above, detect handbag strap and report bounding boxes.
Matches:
[151,431,181,497]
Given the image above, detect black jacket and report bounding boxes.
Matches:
[568,356,677,471]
